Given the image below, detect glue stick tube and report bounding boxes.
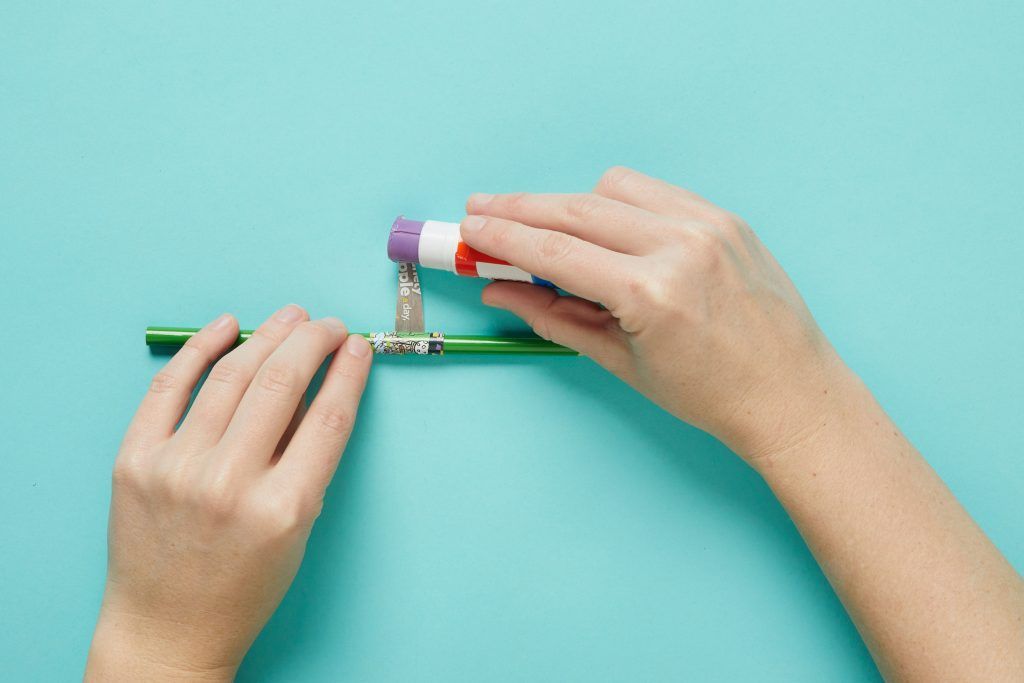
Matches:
[387,216,555,286]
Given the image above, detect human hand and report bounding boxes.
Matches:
[86,305,372,681]
[461,168,850,463]
[461,168,1024,683]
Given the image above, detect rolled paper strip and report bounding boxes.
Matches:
[369,331,444,355]
[387,215,554,287]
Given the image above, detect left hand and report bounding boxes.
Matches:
[86,306,372,681]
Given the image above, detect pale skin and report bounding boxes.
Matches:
[87,168,1023,681]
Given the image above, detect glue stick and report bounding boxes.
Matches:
[387,216,554,287]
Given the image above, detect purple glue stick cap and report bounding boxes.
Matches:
[388,216,424,263]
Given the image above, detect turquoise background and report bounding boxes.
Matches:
[2,2,1022,680]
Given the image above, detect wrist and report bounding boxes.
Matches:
[724,358,871,474]
[87,608,239,682]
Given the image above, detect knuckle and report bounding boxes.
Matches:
[179,337,209,360]
[501,192,530,214]
[205,358,246,386]
[487,219,510,248]
[528,296,563,341]
[258,362,301,397]
[686,230,724,269]
[728,214,752,239]
[329,360,362,381]
[303,496,325,524]
[148,371,178,395]
[530,313,554,341]
[153,467,189,505]
[112,453,145,490]
[195,473,239,521]
[707,210,744,234]
[625,274,670,310]
[624,275,646,299]
[564,193,602,223]
[250,326,286,345]
[536,230,575,264]
[597,166,634,192]
[299,320,333,345]
[264,499,316,539]
[312,405,354,436]
[254,486,319,539]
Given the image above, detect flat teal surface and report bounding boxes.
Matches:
[2,2,1022,680]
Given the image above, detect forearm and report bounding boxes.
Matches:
[751,369,1024,681]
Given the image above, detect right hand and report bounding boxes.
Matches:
[461,167,854,463]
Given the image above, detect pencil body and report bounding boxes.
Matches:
[145,326,577,356]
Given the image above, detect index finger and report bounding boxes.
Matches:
[123,313,239,451]
[464,191,672,255]
[272,333,373,502]
[459,214,636,310]
[592,166,716,220]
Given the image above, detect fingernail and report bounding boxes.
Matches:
[274,304,305,323]
[346,334,371,357]
[321,317,347,333]
[210,313,234,330]
[470,193,494,205]
[461,215,487,235]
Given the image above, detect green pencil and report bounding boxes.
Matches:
[146,326,578,356]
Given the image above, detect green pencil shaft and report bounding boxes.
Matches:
[145,326,577,356]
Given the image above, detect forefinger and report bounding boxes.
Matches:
[459,215,636,310]
[123,313,238,451]
[464,192,673,255]
[592,166,717,220]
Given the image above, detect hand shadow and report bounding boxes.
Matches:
[231,358,870,681]
[152,278,868,680]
